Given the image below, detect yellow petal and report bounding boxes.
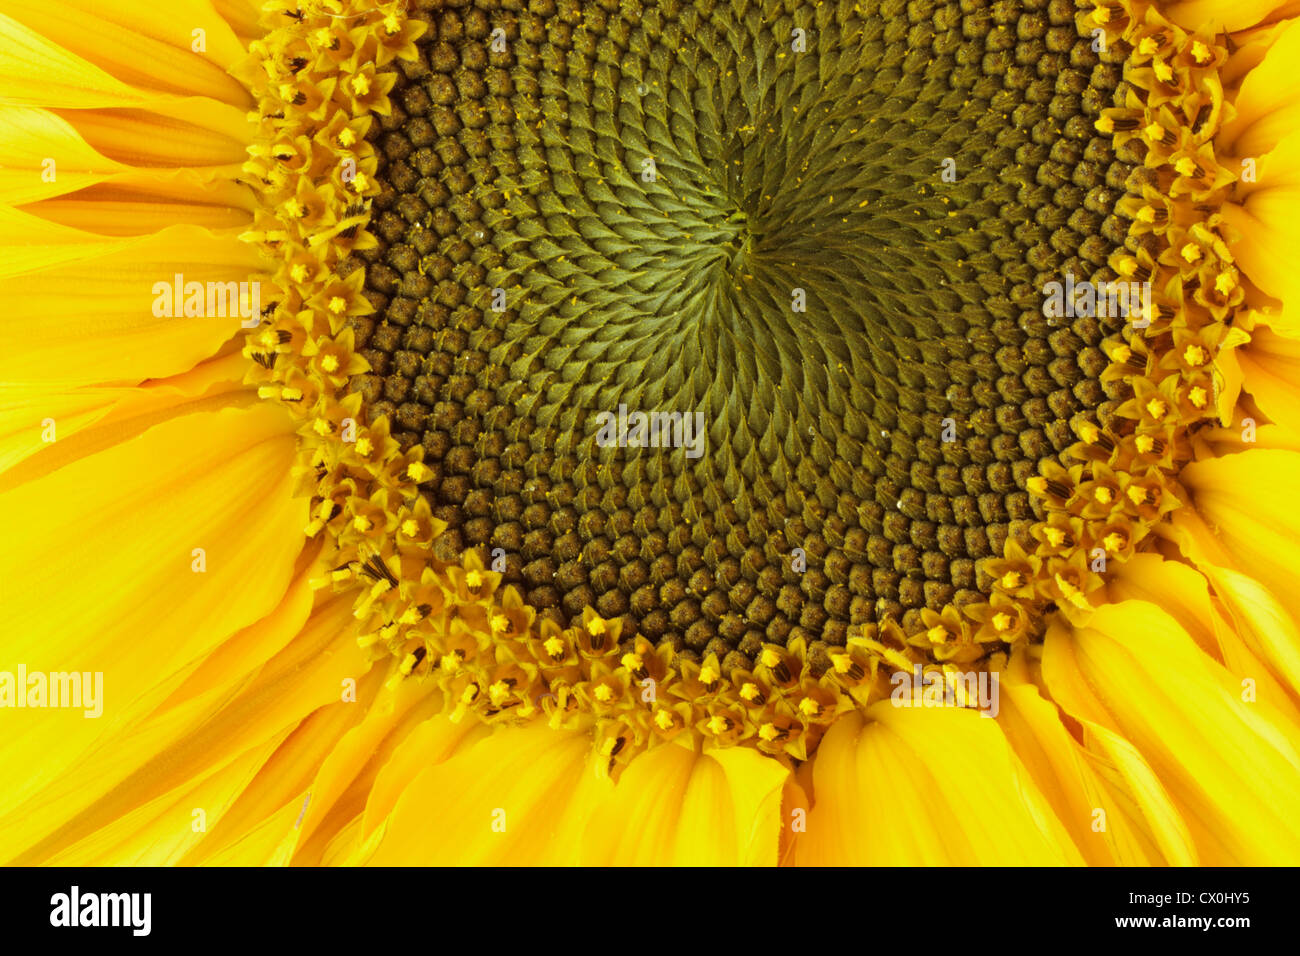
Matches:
[212,0,262,43]
[1219,17,1300,156]
[1221,133,1300,307]
[0,212,263,387]
[1076,721,1198,867]
[1042,601,1300,864]
[53,101,251,170]
[1108,552,1300,713]
[200,795,306,867]
[53,0,249,72]
[355,711,492,849]
[1163,0,1298,33]
[1238,323,1300,435]
[286,677,446,866]
[792,705,1082,865]
[5,584,377,865]
[41,726,292,866]
[0,99,256,208]
[177,666,387,866]
[357,723,606,866]
[997,649,1175,864]
[1106,554,1223,661]
[1222,17,1295,87]
[581,741,789,865]
[0,404,304,841]
[21,191,251,235]
[1179,448,1300,629]
[0,107,125,204]
[0,11,150,108]
[1191,421,1300,458]
[1202,565,1300,706]
[2,2,250,105]
[0,352,248,480]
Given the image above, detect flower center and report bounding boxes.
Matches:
[349,0,1133,674]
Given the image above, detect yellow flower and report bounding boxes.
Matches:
[2,0,1300,866]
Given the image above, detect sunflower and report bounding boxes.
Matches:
[1,0,1298,868]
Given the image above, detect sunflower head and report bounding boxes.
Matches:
[5,0,1300,867]
[228,0,1251,770]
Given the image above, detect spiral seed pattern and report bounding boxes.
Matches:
[348,0,1134,674]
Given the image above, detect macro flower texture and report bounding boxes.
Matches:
[1,0,1298,868]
